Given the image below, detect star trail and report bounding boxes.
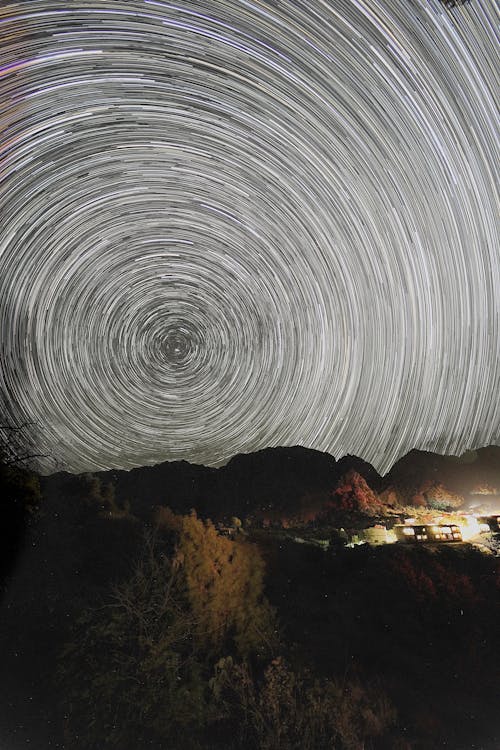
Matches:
[0,0,498,474]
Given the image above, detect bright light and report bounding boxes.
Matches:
[458,516,481,541]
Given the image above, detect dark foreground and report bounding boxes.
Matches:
[1,469,499,750]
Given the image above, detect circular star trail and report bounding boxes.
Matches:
[0,0,498,474]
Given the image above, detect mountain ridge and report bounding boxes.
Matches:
[46,443,500,480]
[41,444,500,522]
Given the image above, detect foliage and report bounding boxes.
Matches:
[210,655,396,750]
[59,515,278,748]
[261,538,500,748]
[320,471,385,525]
[59,532,205,749]
[3,467,499,750]
[46,473,117,520]
[329,527,349,551]
[0,462,41,512]
[160,509,278,657]
[378,486,401,508]
[420,481,463,510]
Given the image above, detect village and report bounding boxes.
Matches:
[216,512,500,555]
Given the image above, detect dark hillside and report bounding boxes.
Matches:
[39,445,499,523]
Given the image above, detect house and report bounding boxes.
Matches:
[394,524,462,543]
[362,525,389,545]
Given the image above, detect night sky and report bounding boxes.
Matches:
[0,0,498,474]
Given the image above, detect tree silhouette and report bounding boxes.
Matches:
[0,420,42,588]
[59,516,278,748]
[0,420,45,468]
[59,531,205,749]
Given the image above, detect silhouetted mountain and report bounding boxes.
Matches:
[383,446,500,507]
[217,446,339,516]
[40,444,500,522]
[98,460,218,519]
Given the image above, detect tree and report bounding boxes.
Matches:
[321,471,384,526]
[0,419,46,469]
[164,510,278,658]
[59,531,205,749]
[59,515,278,748]
[329,527,349,553]
[0,421,42,587]
[209,656,397,750]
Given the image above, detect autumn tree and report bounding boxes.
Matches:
[321,471,384,526]
[160,509,278,657]
[59,514,277,748]
[210,655,397,750]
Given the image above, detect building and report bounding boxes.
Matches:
[363,525,389,545]
[394,524,462,543]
